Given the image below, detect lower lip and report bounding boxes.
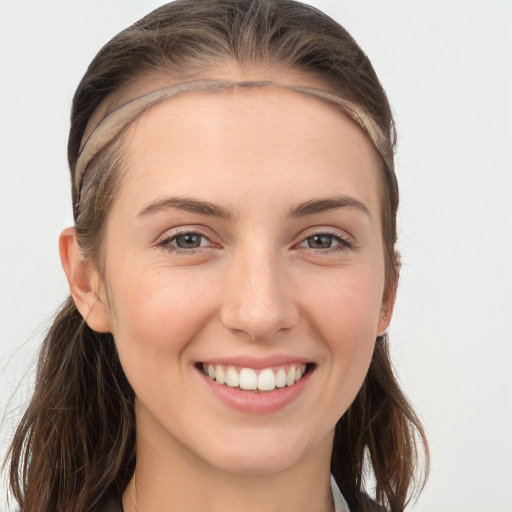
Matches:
[198,366,313,414]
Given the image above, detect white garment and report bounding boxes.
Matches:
[331,474,351,512]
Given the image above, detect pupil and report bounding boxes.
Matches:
[309,235,332,249]
[177,234,201,248]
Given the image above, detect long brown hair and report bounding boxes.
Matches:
[6,1,429,511]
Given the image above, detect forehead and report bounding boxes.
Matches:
[131,86,375,158]
[113,86,383,219]
[80,64,330,150]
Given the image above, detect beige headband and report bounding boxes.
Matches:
[75,79,389,206]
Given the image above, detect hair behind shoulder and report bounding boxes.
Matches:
[6,2,428,511]
[332,336,429,511]
[6,298,135,512]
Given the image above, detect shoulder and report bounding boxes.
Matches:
[331,474,386,512]
[356,492,387,512]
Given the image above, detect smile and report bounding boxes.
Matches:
[201,363,309,392]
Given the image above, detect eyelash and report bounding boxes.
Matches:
[297,230,352,253]
[155,229,352,254]
[156,229,216,254]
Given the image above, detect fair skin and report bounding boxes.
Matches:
[60,72,394,512]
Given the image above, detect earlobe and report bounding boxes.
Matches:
[59,227,111,333]
[376,313,390,337]
[377,294,395,336]
[376,263,400,337]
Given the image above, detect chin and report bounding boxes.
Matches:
[196,430,316,476]
[209,449,302,476]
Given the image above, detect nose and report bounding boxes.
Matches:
[220,249,299,341]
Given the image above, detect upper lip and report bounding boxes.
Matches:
[198,355,313,369]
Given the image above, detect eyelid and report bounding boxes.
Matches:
[153,225,353,253]
[294,227,353,250]
[155,226,220,252]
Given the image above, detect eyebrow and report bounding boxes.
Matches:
[286,195,371,219]
[137,194,370,220]
[138,196,235,219]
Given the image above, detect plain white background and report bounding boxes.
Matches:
[1,2,511,511]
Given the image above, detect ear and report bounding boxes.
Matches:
[376,263,400,337]
[59,227,111,333]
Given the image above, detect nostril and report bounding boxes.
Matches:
[219,271,299,340]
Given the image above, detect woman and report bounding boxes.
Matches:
[6,1,429,511]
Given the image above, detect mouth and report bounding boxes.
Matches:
[198,362,314,393]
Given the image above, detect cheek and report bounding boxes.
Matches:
[303,266,383,404]
[107,266,218,361]
[306,265,384,340]
[104,267,223,413]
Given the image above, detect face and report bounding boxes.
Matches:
[96,82,391,475]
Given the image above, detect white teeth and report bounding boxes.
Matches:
[203,363,308,391]
[257,368,275,391]
[225,366,240,387]
[215,365,226,385]
[286,366,296,386]
[239,368,258,390]
[275,368,287,388]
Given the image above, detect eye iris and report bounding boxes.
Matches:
[175,234,202,248]
[308,235,332,249]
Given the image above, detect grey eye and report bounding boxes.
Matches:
[306,235,335,249]
[174,233,204,248]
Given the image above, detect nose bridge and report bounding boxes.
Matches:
[221,243,297,340]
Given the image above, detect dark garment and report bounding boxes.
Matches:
[359,495,388,512]
[93,495,123,512]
